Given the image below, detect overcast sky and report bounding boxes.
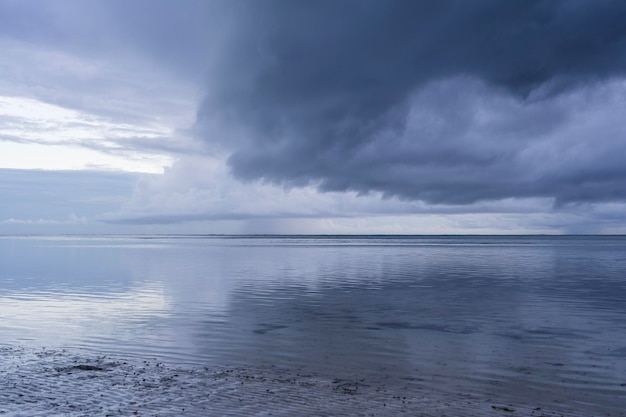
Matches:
[1,0,626,234]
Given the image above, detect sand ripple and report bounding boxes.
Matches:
[0,346,606,416]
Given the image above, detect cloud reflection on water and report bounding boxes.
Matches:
[0,236,625,413]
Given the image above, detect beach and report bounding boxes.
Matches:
[1,346,588,417]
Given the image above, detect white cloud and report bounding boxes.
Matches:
[0,140,171,173]
[0,34,197,173]
[1,214,87,225]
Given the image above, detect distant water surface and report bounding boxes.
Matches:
[1,235,625,414]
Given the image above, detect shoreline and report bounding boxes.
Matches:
[0,346,601,417]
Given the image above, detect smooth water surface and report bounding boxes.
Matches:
[1,235,625,413]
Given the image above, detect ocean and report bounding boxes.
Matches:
[1,235,625,415]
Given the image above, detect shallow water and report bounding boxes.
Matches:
[1,235,625,415]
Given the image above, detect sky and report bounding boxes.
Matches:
[1,0,626,234]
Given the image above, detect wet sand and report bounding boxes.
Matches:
[1,346,598,417]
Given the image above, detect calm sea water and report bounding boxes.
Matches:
[1,235,625,413]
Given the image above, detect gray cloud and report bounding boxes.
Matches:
[197,0,626,206]
[4,0,626,232]
[0,0,203,129]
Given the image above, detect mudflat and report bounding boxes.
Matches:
[2,346,583,417]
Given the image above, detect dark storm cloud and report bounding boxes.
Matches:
[198,0,626,205]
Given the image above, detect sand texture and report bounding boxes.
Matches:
[0,346,611,416]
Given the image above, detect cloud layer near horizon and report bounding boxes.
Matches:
[2,0,626,233]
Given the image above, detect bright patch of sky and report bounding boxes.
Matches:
[0,95,173,173]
